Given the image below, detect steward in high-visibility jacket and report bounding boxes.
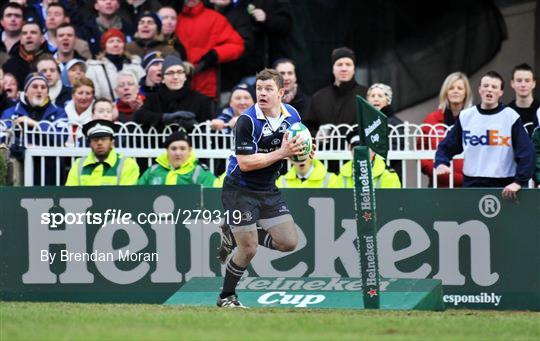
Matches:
[276,158,341,188]
[213,172,226,187]
[137,131,216,186]
[65,119,139,186]
[339,154,401,188]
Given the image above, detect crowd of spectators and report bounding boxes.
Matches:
[0,0,538,190]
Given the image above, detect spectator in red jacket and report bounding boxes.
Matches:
[418,72,473,187]
[175,0,244,99]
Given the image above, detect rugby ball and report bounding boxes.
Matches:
[287,122,312,162]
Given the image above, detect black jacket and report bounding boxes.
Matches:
[134,84,212,131]
[305,79,368,134]
[289,87,310,119]
[214,0,255,91]
[247,0,292,73]
[2,42,52,87]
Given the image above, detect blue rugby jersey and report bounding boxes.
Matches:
[225,103,302,191]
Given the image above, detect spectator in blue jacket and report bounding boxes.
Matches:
[1,72,67,131]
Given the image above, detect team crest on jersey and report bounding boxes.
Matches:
[271,138,281,145]
[262,125,273,136]
[241,211,253,222]
[278,123,288,132]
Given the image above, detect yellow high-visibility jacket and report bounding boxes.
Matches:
[339,155,401,188]
[276,159,341,188]
[65,149,139,186]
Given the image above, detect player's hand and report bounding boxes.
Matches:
[502,182,521,200]
[281,132,306,158]
[309,139,316,159]
[435,164,451,175]
[251,8,266,22]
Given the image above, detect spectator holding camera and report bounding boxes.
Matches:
[134,54,212,131]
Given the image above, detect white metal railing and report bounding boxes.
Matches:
[0,120,535,188]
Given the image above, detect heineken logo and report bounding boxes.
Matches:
[363,235,377,287]
[237,277,363,292]
[367,289,378,297]
[364,118,382,137]
[357,160,372,211]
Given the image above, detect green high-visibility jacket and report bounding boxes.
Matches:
[65,149,140,186]
[137,151,216,186]
[276,159,341,188]
[339,154,401,188]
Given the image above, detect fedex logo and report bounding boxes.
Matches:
[463,130,511,146]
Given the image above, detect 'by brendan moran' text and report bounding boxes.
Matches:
[41,250,159,264]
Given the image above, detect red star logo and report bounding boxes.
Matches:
[368,289,378,297]
[362,211,372,222]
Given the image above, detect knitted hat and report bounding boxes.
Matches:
[23,72,49,92]
[142,51,165,72]
[230,83,255,101]
[368,83,393,105]
[162,130,191,148]
[138,11,162,34]
[162,55,183,74]
[82,119,119,139]
[331,47,356,65]
[101,28,126,50]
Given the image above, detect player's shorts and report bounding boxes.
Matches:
[222,181,292,232]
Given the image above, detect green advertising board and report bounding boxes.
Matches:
[1,186,538,310]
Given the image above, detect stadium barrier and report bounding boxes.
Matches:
[1,186,538,310]
[2,120,467,187]
[1,120,535,187]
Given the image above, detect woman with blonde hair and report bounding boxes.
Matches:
[419,72,473,187]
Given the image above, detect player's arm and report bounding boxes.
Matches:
[237,135,303,172]
[234,115,304,172]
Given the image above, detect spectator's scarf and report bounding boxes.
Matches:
[282,84,297,104]
[96,15,123,33]
[18,46,36,63]
[21,95,50,121]
[116,93,145,116]
[105,53,126,72]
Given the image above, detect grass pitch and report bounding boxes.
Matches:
[1,301,539,340]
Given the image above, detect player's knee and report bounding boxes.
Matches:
[276,237,297,252]
[238,243,258,260]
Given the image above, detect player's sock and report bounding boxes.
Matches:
[258,229,275,249]
[220,259,246,299]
